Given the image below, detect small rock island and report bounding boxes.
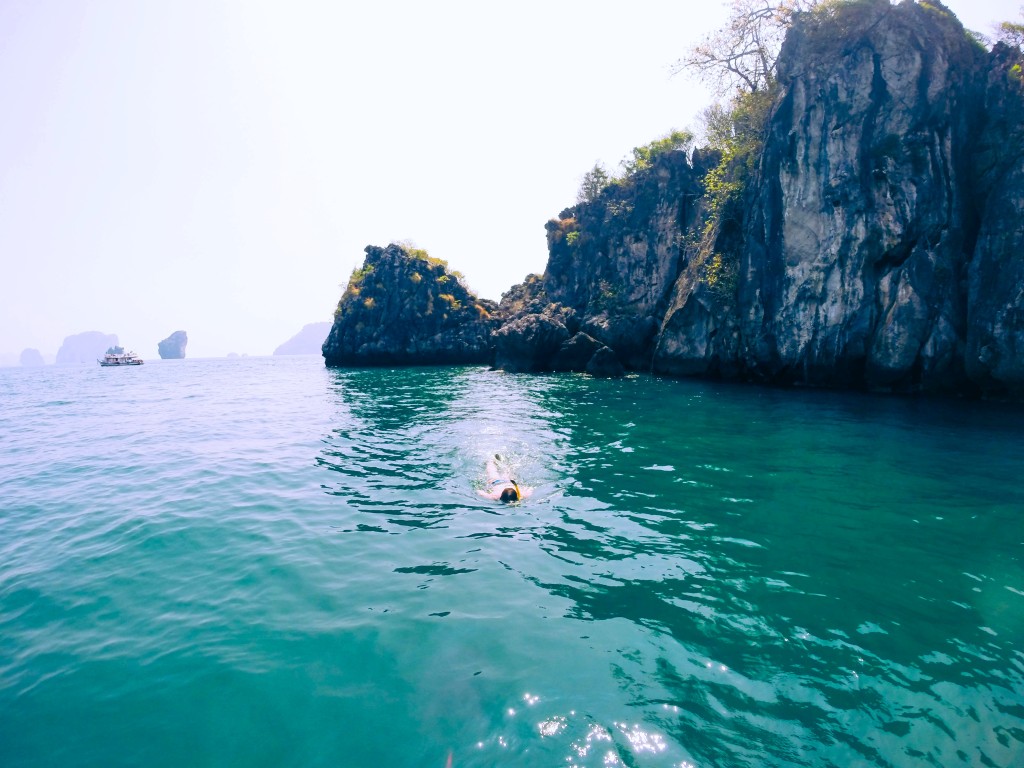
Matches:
[322,244,498,367]
[323,0,1024,398]
[158,331,188,359]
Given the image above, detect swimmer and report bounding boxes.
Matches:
[478,455,530,502]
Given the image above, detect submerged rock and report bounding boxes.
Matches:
[158,331,188,359]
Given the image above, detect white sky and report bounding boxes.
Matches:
[0,0,1018,360]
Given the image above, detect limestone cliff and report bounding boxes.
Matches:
[605,0,1023,397]
[322,244,498,366]
[323,1,1024,397]
[542,150,711,368]
[965,42,1024,397]
[731,0,986,393]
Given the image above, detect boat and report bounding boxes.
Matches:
[98,350,144,366]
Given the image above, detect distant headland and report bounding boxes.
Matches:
[275,322,332,356]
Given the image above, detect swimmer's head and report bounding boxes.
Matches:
[499,485,520,503]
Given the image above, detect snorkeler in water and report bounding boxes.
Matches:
[479,455,530,502]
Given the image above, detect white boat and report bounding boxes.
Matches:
[98,350,144,366]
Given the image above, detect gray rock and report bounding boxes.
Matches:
[493,313,569,372]
[552,332,604,372]
[585,346,624,378]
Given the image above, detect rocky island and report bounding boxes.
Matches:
[322,244,499,366]
[158,331,188,359]
[323,0,1024,398]
[19,348,45,367]
[56,332,119,365]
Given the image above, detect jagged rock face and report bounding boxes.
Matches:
[493,313,570,372]
[323,244,498,366]
[321,4,1024,398]
[492,278,625,375]
[654,244,743,378]
[738,0,987,392]
[544,151,706,367]
[965,43,1024,397]
[158,331,188,359]
[545,152,702,315]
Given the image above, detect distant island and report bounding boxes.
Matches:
[322,0,1024,399]
[20,348,45,367]
[158,331,188,359]
[56,332,119,365]
[274,322,332,355]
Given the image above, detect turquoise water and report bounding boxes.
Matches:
[1,356,1023,767]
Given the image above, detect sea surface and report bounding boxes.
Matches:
[2,356,1023,768]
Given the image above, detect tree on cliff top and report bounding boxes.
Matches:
[997,6,1024,49]
[577,163,611,204]
[673,0,819,95]
[575,131,693,205]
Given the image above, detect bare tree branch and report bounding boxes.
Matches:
[673,0,818,95]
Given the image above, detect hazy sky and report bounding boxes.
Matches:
[1,0,1018,360]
